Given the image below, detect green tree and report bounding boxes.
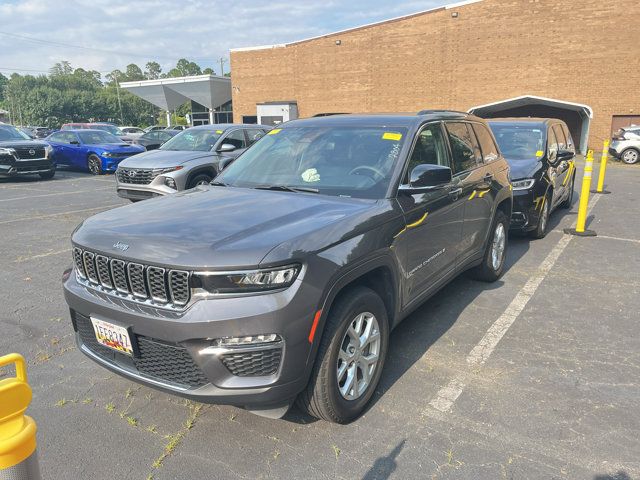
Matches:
[202,67,215,75]
[105,69,125,86]
[144,61,162,80]
[169,58,202,77]
[49,61,73,76]
[125,63,144,81]
[0,73,8,102]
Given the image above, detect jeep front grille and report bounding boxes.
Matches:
[73,247,190,308]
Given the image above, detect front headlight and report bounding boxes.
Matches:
[0,147,17,156]
[155,166,183,174]
[192,264,301,295]
[511,178,535,191]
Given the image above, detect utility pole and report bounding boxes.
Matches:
[114,71,124,125]
[219,57,227,76]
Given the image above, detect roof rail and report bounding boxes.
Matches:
[417,109,469,116]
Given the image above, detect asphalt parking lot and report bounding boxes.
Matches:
[1,161,639,480]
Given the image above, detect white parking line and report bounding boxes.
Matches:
[0,187,112,202]
[0,204,122,225]
[428,194,602,413]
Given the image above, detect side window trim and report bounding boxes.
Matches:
[400,121,450,185]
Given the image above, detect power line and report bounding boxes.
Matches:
[0,30,213,63]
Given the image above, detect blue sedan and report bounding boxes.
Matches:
[46,129,145,175]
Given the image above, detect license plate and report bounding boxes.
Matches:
[90,317,134,356]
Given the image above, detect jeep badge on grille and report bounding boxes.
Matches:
[113,241,129,251]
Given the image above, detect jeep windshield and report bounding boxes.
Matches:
[489,123,546,160]
[217,126,408,199]
[160,129,222,152]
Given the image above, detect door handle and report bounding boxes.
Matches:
[483,173,494,182]
[448,187,462,199]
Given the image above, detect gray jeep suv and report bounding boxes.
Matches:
[63,111,512,423]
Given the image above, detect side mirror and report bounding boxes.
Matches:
[556,149,575,162]
[217,143,236,153]
[399,164,452,194]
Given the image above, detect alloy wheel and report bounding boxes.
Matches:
[491,222,506,271]
[622,149,639,165]
[336,312,381,401]
[88,157,101,175]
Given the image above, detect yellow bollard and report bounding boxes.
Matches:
[0,353,41,479]
[564,150,597,237]
[591,140,612,194]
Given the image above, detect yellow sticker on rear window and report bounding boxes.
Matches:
[268,129,282,135]
[382,132,402,141]
[535,150,544,157]
[216,130,223,134]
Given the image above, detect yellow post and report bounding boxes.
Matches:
[564,150,597,237]
[592,140,612,194]
[0,353,41,478]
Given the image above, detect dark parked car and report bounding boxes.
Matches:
[64,111,512,423]
[115,124,269,201]
[47,129,145,175]
[488,118,575,238]
[130,129,178,151]
[0,123,55,179]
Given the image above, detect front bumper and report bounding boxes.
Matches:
[509,189,543,231]
[63,270,320,409]
[116,176,180,200]
[0,158,55,177]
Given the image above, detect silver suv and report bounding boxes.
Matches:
[115,124,269,201]
[609,134,640,165]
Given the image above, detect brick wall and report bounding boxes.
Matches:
[230,0,640,148]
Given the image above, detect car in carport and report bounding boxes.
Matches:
[115,124,269,201]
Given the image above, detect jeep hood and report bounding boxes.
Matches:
[72,186,378,269]
[118,149,216,168]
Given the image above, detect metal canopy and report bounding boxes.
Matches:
[120,75,232,111]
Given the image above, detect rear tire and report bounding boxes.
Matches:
[621,148,639,165]
[38,169,55,180]
[471,209,508,282]
[187,173,213,189]
[529,193,551,239]
[87,155,103,175]
[297,286,389,424]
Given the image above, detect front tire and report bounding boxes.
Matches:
[297,286,389,423]
[471,209,508,282]
[38,169,55,180]
[621,148,639,165]
[187,173,213,189]
[529,193,551,239]
[559,173,574,209]
[87,155,103,175]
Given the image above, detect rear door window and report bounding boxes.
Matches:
[223,130,247,149]
[245,128,267,146]
[445,122,482,174]
[472,123,500,163]
[561,124,575,150]
[547,127,559,158]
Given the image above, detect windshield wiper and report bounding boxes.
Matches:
[253,184,319,193]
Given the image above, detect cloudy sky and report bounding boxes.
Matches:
[0,0,452,77]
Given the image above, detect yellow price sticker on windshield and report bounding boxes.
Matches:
[216,130,223,134]
[268,129,282,135]
[535,150,544,157]
[382,132,402,141]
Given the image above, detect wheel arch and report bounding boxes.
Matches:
[185,165,217,187]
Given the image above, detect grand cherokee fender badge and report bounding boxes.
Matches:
[113,241,130,251]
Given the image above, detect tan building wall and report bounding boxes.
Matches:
[230,0,640,149]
